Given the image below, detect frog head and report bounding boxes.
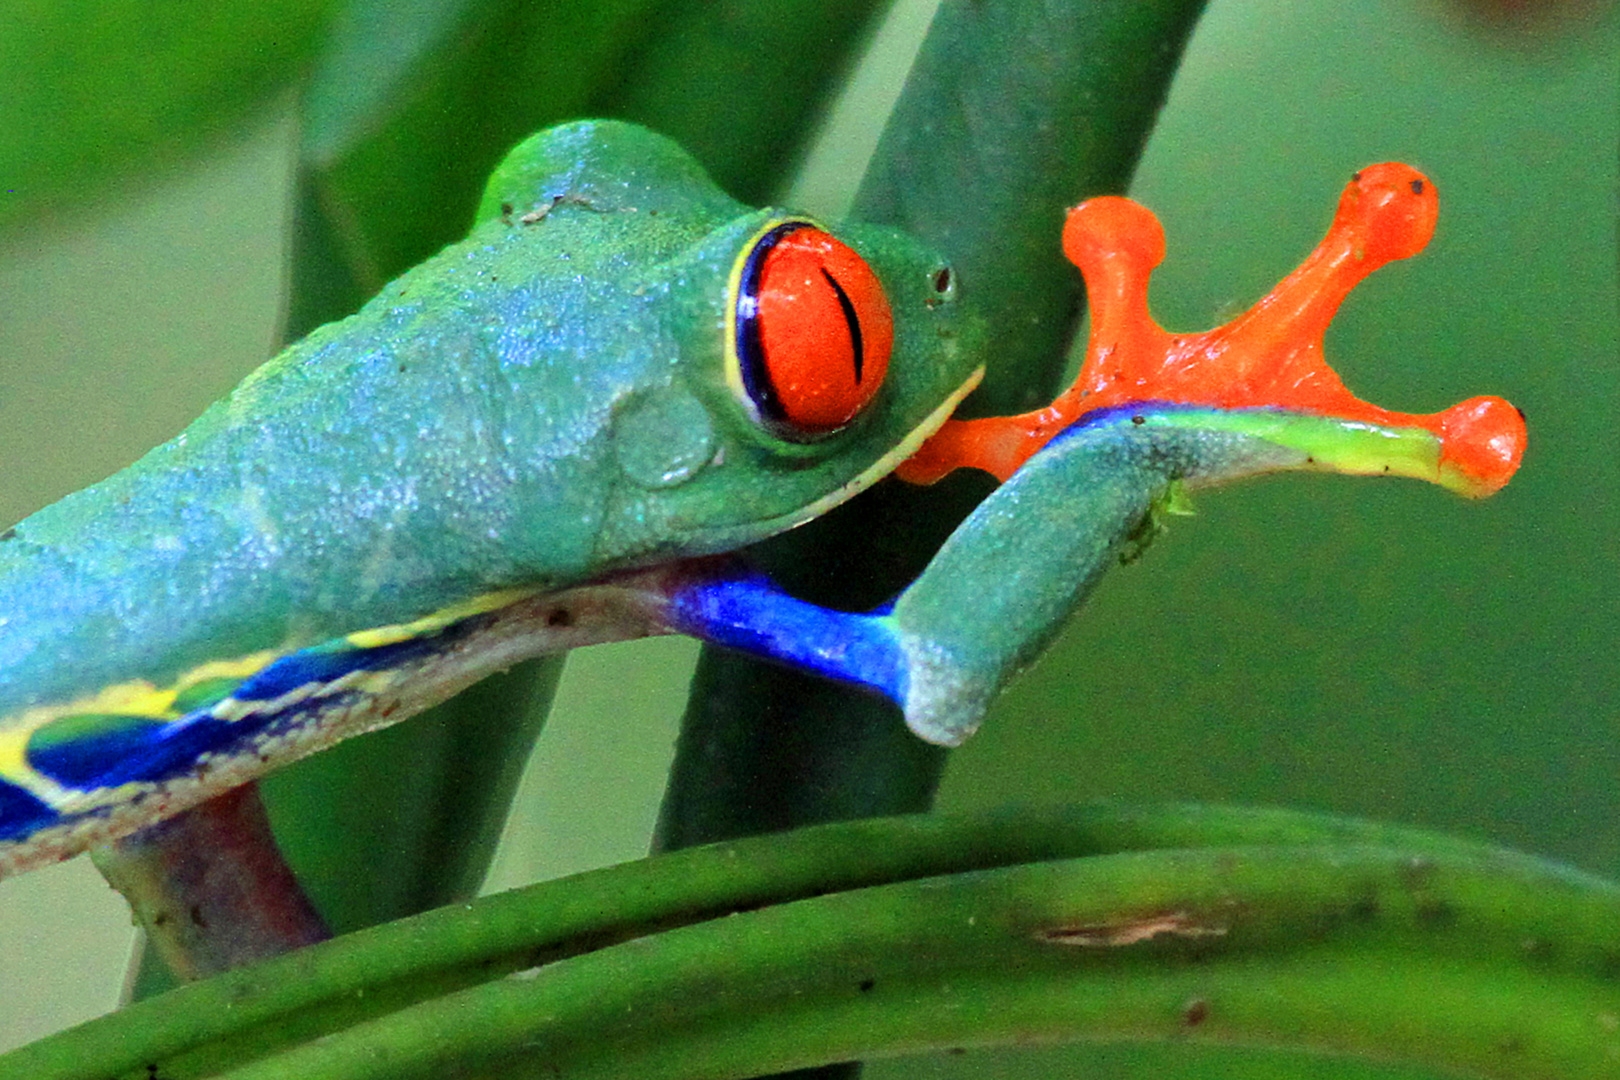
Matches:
[475,119,985,569]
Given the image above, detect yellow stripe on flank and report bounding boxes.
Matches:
[0,727,73,806]
[2,587,537,762]
[0,727,35,785]
[0,649,286,806]
[344,587,543,648]
[175,654,283,689]
[1,650,282,739]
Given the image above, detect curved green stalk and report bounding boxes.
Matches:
[10,805,1616,1080]
[171,845,1620,1080]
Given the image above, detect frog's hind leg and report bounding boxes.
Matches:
[3,574,685,978]
[91,782,330,982]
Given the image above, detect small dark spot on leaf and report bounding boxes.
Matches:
[190,905,208,929]
[1414,899,1456,928]
[1182,998,1209,1027]
[858,978,876,993]
[152,911,170,928]
[1410,179,1425,195]
[947,1048,967,1056]
[398,363,407,373]
[1305,455,1315,464]
[1348,895,1379,922]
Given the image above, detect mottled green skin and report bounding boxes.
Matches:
[889,407,1306,745]
[0,121,979,715]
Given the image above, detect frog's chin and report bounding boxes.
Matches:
[783,365,986,531]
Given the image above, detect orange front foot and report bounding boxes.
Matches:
[898,164,1526,498]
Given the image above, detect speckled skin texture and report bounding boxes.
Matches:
[0,121,979,716]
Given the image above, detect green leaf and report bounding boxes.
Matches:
[0,0,341,232]
[284,0,892,335]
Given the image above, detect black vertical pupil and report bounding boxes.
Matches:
[819,266,864,383]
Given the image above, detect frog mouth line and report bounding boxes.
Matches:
[780,364,986,532]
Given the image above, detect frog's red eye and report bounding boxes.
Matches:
[734,223,893,438]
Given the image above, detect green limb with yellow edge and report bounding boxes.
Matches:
[887,402,1482,746]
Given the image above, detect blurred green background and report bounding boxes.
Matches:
[0,0,1614,1074]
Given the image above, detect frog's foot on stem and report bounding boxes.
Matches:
[897,163,1526,497]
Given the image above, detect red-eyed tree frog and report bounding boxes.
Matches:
[0,121,1525,880]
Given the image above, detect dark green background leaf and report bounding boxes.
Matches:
[0,0,342,231]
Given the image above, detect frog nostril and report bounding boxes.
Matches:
[932,267,952,293]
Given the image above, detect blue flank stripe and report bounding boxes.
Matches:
[0,781,56,843]
[1050,400,1183,442]
[19,611,493,801]
[25,689,365,794]
[667,569,907,706]
[27,716,167,789]
[230,623,473,702]
[56,710,275,792]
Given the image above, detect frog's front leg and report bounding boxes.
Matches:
[661,403,1470,747]
[669,163,1528,746]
